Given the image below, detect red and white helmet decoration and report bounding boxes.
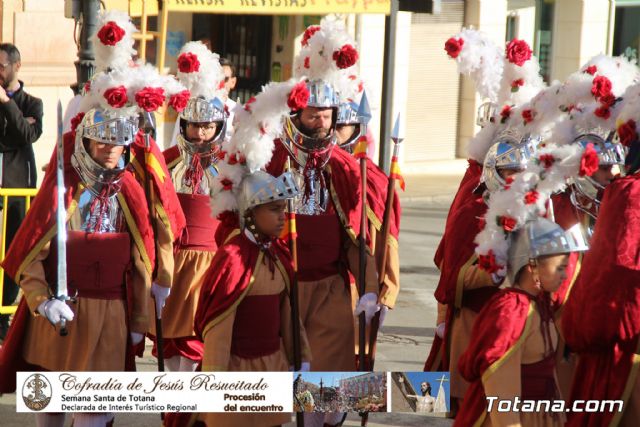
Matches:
[77,12,187,123]
[294,18,360,90]
[474,54,639,276]
[175,41,226,101]
[210,79,311,217]
[90,10,137,73]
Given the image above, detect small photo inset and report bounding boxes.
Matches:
[293,372,387,413]
[390,372,450,415]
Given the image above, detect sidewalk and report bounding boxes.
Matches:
[399,159,467,204]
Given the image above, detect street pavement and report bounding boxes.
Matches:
[0,161,467,426]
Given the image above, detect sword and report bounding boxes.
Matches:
[55,100,70,336]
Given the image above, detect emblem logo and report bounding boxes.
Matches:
[22,373,52,411]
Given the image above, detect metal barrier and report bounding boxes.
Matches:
[0,188,39,315]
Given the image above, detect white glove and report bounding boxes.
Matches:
[436,322,446,339]
[354,292,380,324]
[289,361,311,372]
[37,299,74,326]
[130,332,144,346]
[151,283,170,316]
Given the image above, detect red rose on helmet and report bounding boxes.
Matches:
[505,39,532,66]
[524,190,539,205]
[220,178,233,191]
[333,44,359,69]
[579,143,600,177]
[522,109,534,124]
[168,90,190,112]
[301,25,321,47]
[83,81,91,93]
[97,21,125,46]
[135,87,166,112]
[538,154,555,169]
[177,52,200,73]
[600,93,616,108]
[444,37,464,59]
[70,112,85,134]
[594,105,611,120]
[511,78,524,90]
[303,57,310,69]
[591,75,612,100]
[287,82,309,111]
[499,216,517,232]
[103,86,128,108]
[618,119,638,148]
[500,105,512,124]
[584,65,597,75]
[478,250,501,274]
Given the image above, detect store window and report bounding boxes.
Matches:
[193,14,273,103]
[613,4,640,62]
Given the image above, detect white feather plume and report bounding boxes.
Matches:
[91,10,137,73]
[176,41,226,100]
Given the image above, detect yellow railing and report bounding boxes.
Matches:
[0,188,39,315]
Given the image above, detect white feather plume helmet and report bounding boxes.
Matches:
[497,38,546,109]
[293,18,360,89]
[474,142,596,275]
[615,82,640,148]
[444,28,504,103]
[175,41,226,101]
[77,62,188,123]
[209,78,308,218]
[91,10,137,73]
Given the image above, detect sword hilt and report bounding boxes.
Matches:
[52,291,77,337]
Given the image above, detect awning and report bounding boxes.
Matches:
[164,0,390,15]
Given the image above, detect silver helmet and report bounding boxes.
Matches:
[238,171,300,229]
[71,108,138,192]
[179,96,228,154]
[476,102,498,128]
[282,80,340,167]
[336,100,365,152]
[482,129,539,192]
[507,217,589,285]
[571,133,625,218]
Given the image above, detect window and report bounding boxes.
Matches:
[534,0,554,82]
[613,5,640,62]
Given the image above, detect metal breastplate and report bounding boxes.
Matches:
[289,166,329,215]
[76,187,125,233]
[171,149,219,196]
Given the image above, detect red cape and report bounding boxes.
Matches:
[130,133,186,242]
[562,174,640,426]
[1,132,155,282]
[425,160,484,372]
[194,232,294,340]
[267,141,363,242]
[433,160,485,305]
[454,289,534,426]
[0,132,154,393]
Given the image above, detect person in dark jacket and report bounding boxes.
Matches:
[0,43,43,340]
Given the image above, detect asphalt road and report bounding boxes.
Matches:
[0,182,460,427]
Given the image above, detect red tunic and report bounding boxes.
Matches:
[562,174,640,426]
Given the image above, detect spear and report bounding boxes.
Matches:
[367,113,403,370]
[285,157,305,427]
[354,92,372,373]
[140,112,165,376]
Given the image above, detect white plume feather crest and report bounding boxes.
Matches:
[447,28,504,103]
[209,79,301,218]
[176,41,226,100]
[467,122,502,163]
[91,10,137,73]
[616,82,640,130]
[293,18,359,90]
[78,62,187,116]
[474,142,588,273]
[497,40,546,108]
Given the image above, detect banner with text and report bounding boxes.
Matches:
[165,0,391,15]
[17,372,292,413]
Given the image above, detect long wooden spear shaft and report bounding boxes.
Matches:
[367,114,403,371]
[286,158,305,427]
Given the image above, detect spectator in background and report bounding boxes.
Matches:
[220,57,238,138]
[0,43,43,341]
